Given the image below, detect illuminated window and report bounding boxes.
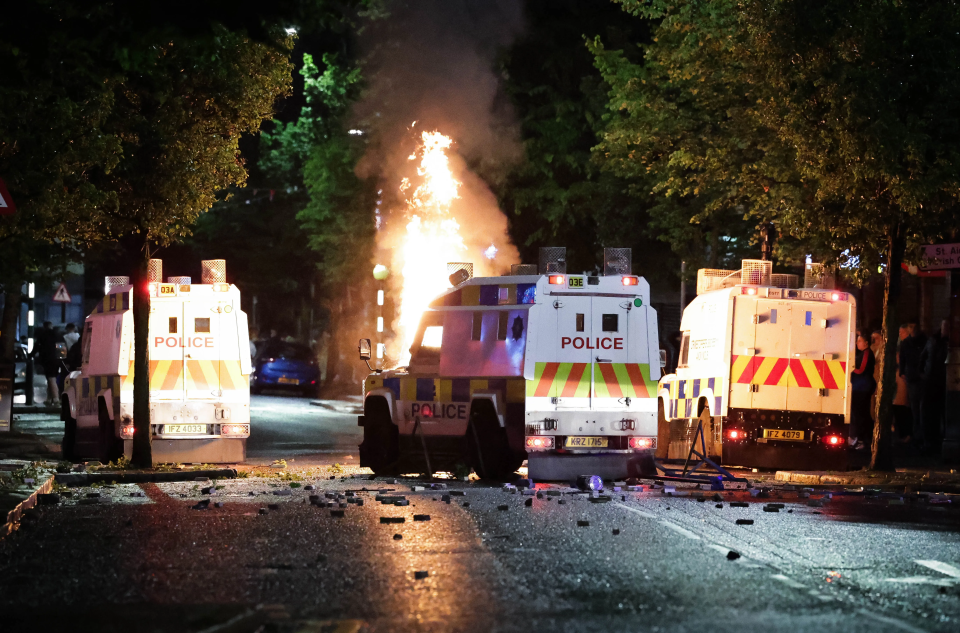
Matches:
[195,318,210,333]
[422,326,443,348]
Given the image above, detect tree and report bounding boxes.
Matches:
[261,52,377,390]
[594,0,960,469]
[742,0,960,469]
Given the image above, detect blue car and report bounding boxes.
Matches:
[251,342,321,397]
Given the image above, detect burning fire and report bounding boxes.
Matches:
[395,131,466,365]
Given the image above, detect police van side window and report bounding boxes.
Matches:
[497,311,509,341]
[576,314,585,332]
[678,332,691,367]
[471,312,482,341]
[195,318,210,333]
[602,314,618,332]
[169,317,177,334]
[81,322,93,365]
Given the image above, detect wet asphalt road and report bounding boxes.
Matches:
[3,395,960,632]
[1,473,958,632]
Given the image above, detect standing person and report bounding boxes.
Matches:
[900,322,926,447]
[62,323,79,352]
[920,319,949,452]
[248,327,259,363]
[34,321,60,406]
[850,331,876,449]
[893,325,913,442]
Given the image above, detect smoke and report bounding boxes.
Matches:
[354,0,523,275]
[353,1,524,363]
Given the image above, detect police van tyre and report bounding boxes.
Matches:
[360,398,399,476]
[61,397,77,461]
[466,401,520,480]
[98,398,123,464]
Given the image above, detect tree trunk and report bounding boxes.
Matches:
[871,227,905,471]
[0,284,22,363]
[131,241,152,467]
[323,300,341,394]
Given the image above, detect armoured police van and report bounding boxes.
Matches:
[359,248,664,481]
[657,260,855,470]
[62,259,251,464]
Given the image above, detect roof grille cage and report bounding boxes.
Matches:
[741,259,772,286]
[104,276,130,293]
[147,259,163,283]
[201,259,226,284]
[168,276,192,285]
[538,247,566,274]
[510,264,538,276]
[696,268,741,295]
[771,273,799,289]
[603,247,632,276]
[447,262,473,286]
[804,263,835,289]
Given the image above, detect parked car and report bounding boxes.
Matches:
[251,342,321,397]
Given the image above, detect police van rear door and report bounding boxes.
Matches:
[554,294,592,409]
[591,296,656,410]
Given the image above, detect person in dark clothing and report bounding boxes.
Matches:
[34,321,60,406]
[920,319,949,451]
[850,332,876,450]
[899,323,926,446]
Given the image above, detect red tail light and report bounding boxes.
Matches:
[548,275,564,285]
[741,287,757,295]
[221,424,250,437]
[120,424,135,439]
[621,276,639,286]
[628,436,656,450]
[525,436,555,450]
[726,429,742,440]
[822,434,844,447]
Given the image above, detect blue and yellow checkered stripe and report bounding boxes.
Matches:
[661,377,724,419]
[365,376,526,404]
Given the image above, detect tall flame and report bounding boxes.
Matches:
[396,131,466,365]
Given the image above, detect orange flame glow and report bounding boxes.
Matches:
[396,131,466,365]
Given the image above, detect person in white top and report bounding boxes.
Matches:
[63,323,80,352]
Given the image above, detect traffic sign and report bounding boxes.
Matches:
[52,283,72,303]
[0,178,15,216]
[919,243,960,271]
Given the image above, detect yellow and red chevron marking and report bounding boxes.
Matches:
[123,359,249,392]
[594,363,657,399]
[731,355,846,390]
[527,362,591,398]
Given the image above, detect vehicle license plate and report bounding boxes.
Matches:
[762,429,806,441]
[277,377,299,385]
[564,436,608,448]
[163,424,206,435]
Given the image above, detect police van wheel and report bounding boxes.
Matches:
[466,401,516,480]
[61,398,77,461]
[360,398,398,476]
[98,399,123,464]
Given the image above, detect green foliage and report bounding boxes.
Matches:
[496,1,676,277]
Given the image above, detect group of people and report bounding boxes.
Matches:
[32,321,82,406]
[849,320,950,453]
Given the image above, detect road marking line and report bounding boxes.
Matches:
[771,574,805,589]
[884,576,956,587]
[659,520,701,540]
[857,610,928,633]
[915,559,960,578]
[613,503,699,540]
[614,503,656,519]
